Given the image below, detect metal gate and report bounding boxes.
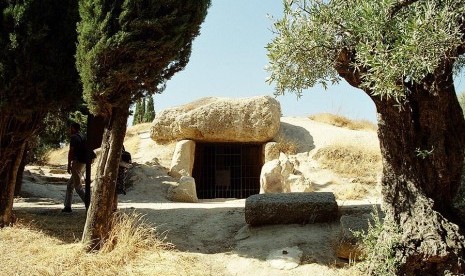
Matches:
[193,143,263,199]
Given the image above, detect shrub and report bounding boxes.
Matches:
[354,209,401,275]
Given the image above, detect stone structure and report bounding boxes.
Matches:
[260,153,313,193]
[169,140,196,178]
[151,96,281,143]
[166,176,199,203]
[244,192,338,226]
[151,95,315,202]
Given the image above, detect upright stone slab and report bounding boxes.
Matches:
[150,96,281,143]
[245,192,338,226]
[170,140,196,178]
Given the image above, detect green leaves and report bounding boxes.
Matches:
[76,0,211,116]
[267,0,465,101]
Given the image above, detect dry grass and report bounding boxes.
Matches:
[309,113,377,131]
[0,212,210,276]
[314,143,382,185]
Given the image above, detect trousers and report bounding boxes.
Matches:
[64,161,86,208]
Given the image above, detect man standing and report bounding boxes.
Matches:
[62,122,86,212]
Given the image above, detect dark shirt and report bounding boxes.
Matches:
[70,133,87,163]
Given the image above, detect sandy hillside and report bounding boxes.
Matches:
[14,116,382,276]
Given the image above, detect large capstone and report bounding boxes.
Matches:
[245,192,338,226]
[150,96,281,143]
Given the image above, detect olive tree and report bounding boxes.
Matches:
[76,0,210,249]
[267,0,465,274]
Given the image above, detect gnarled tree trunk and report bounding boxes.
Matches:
[371,65,465,274]
[82,104,129,250]
[336,50,465,274]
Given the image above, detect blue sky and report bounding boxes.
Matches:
[153,1,465,123]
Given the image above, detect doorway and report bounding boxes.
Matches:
[193,143,263,199]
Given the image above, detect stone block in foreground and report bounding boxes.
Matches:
[245,192,338,226]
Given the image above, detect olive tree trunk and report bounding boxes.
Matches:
[82,105,129,250]
[371,68,465,274]
[336,51,465,274]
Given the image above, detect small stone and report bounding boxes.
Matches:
[267,246,303,270]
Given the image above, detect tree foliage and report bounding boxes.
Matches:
[76,0,211,116]
[132,99,142,125]
[267,0,465,101]
[144,96,155,122]
[0,0,81,117]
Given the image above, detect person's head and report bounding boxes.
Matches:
[70,122,80,135]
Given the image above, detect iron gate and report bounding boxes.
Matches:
[193,143,263,199]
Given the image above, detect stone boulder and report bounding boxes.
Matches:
[169,140,195,178]
[260,153,313,193]
[167,176,199,203]
[245,192,338,226]
[151,96,281,143]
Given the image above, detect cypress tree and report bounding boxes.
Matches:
[77,0,211,249]
[140,97,146,123]
[0,0,80,227]
[133,99,142,125]
[144,96,156,122]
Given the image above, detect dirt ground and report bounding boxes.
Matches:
[13,117,382,275]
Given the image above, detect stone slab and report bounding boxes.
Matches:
[245,192,338,226]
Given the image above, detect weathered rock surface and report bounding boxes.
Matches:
[260,153,313,193]
[169,140,195,178]
[245,192,338,226]
[336,215,373,261]
[166,176,199,203]
[150,96,281,143]
[263,142,280,163]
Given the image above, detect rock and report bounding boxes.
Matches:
[336,215,373,261]
[150,96,281,143]
[169,140,196,178]
[260,160,289,193]
[234,225,251,241]
[263,142,280,162]
[260,153,313,193]
[167,176,199,203]
[286,174,313,192]
[266,246,303,270]
[245,192,338,226]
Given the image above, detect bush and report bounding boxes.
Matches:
[353,209,401,275]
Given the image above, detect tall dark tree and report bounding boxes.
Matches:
[144,96,155,123]
[268,0,465,274]
[132,99,142,125]
[0,0,80,227]
[76,0,211,249]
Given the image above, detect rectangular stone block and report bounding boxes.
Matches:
[245,192,338,226]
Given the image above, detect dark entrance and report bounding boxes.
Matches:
[193,143,263,199]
